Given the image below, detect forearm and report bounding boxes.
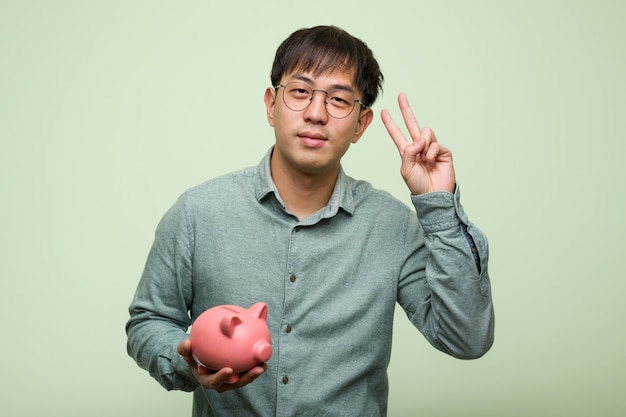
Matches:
[126,199,199,391]
[409,186,494,358]
[126,302,198,391]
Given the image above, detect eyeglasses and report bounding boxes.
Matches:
[274,82,366,119]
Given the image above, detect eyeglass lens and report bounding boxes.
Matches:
[281,82,359,119]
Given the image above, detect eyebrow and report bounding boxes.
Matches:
[289,74,357,95]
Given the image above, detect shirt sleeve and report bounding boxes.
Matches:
[125,195,200,392]
[397,185,495,359]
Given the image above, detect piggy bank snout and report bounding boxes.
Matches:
[253,340,272,363]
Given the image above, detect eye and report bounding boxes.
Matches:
[287,84,312,99]
[330,96,349,104]
[328,93,352,107]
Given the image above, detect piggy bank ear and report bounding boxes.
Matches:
[220,315,242,337]
[248,302,268,321]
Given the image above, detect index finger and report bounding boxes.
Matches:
[381,108,409,155]
[238,363,268,385]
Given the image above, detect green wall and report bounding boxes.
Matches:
[1,1,624,415]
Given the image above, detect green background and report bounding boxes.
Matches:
[1,1,624,416]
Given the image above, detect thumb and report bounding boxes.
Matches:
[177,339,196,365]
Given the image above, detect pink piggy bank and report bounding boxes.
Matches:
[189,302,272,383]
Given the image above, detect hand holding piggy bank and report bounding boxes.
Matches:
[189,302,272,384]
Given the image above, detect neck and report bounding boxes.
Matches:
[270,155,338,220]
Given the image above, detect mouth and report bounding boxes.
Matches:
[298,131,327,148]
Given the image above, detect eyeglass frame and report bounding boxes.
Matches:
[273,82,367,119]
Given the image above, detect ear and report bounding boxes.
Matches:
[351,107,374,144]
[264,87,276,127]
[219,315,242,338]
[248,302,268,321]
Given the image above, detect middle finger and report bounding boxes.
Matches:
[398,93,422,142]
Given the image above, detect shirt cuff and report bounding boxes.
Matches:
[410,184,470,233]
[159,344,200,392]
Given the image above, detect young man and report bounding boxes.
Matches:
[126,25,494,416]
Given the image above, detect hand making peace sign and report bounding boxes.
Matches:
[381,93,456,195]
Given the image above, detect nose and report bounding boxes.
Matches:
[303,90,329,123]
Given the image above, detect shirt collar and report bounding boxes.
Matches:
[255,146,355,217]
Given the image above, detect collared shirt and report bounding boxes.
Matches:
[126,147,494,417]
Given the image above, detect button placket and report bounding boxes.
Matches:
[278,222,303,398]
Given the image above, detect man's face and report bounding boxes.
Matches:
[264,68,373,178]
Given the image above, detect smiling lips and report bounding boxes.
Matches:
[298,131,327,147]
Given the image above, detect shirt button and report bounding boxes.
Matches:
[286,325,292,333]
[295,226,302,232]
[471,247,478,254]
[289,275,296,283]
[282,376,289,384]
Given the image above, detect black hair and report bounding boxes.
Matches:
[270,26,384,108]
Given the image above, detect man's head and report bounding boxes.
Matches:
[270,26,383,108]
[264,26,382,179]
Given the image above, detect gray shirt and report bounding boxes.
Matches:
[126,147,494,416]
